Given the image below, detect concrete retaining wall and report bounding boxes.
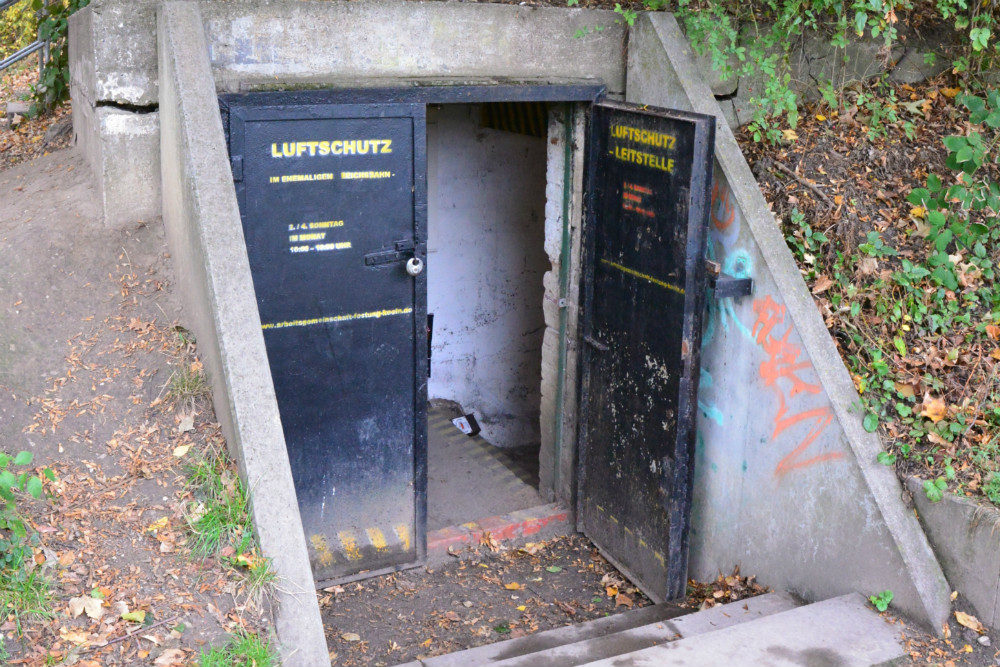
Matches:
[68,0,161,228]
[908,477,1000,631]
[157,4,329,665]
[626,12,951,631]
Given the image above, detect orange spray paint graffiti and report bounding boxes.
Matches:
[711,181,735,232]
[751,295,844,478]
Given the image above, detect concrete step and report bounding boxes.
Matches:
[576,593,904,667]
[420,591,801,667]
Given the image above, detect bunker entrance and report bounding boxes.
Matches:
[221,86,715,602]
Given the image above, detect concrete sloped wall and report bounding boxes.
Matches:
[626,13,950,630]
[157,3,329,665]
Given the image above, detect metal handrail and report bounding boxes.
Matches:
[0,40,44,72]
[0,0,46,75]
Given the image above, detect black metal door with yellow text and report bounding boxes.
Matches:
[578,100,714,601]
[228,102,428,583]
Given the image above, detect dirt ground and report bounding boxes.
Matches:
[322,535,656,667]
[0,149,270,665]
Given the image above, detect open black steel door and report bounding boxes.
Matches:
[229,103,427,583]
[578,100,714,601]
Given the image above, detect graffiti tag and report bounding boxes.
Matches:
[751,295,843,478]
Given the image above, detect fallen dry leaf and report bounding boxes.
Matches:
[342,632,361,642]
[68,596,104,620]
[146,516,169,533]
[177,414,195,433]
[920,394,947,423]
[153,648,187,666]
[59,627,90,646]
[504,582,522,590]
[172,443,192,458]
[955,610,985,633]
[811,275,834,294]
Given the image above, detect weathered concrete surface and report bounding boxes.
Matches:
[68,0,161,227]
[200,1,625,95]
[95,107,160,226]
[626,12,950,632]
[908,477,1000,631]
[157,4,329,665]
[581,594,904,667]
[426,592,799,667]
[68,0,159,107]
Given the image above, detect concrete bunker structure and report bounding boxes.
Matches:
[70,2,952,665]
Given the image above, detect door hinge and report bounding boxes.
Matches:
[364,239,416,266]
[230,155,243,183]
[705,259,753,300]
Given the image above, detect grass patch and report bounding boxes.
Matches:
[166,361,208,410]
[199,631,275,667]
[184,447,254,558]
[183,444,275,603]
[985,474,1000,506]
[0,567,51,633]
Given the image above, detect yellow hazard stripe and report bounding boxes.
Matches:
[339,531,363,561]
[394,524,411,552]
[600,259,684,295]
[262,307,413,330]
[366,527,388,553]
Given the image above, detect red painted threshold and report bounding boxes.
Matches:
[427,502,571,559]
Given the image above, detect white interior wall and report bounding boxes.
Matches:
[426,104,549,449]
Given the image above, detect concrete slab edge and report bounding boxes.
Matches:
[157,3,329,665]
[634,12,950,632]
[907,476,1000,631]
[577,593,904,667]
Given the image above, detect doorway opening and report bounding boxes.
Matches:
[425,102,551,530]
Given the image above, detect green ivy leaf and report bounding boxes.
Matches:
[877,451,896,465]
[0,471,15,492]
[893,336,906,357]
[923,480,944,502]
[863,413,879,432]
[25,477,43,500]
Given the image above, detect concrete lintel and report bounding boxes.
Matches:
[625,12,950,632]
[201,0,626,96]
[157,3,329,665]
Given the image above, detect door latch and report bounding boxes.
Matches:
[364,239,416,266]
